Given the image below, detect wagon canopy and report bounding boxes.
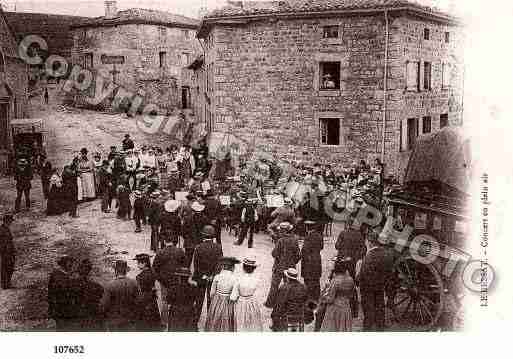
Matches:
[405,127,471,195]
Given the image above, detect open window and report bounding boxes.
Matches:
[322,25,339,39]
[320,118,341,146]
[319,62,340,90]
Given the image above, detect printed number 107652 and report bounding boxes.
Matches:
[54,346,85,354]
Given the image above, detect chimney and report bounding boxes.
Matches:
[104,1,118,19]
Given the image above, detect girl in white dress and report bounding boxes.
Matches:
[231,258,264,332]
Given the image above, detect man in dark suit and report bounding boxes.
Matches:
[300,221,323,302]
[152,235,186,329]
[358,227,394,331]
[100,260,139,331]
[182,201,208,267]
[72,259,104,331]
[48,256,77,331]
[335,216,367,317]
[14,158,33,213]
[191,225,223,326]
[0,214,16,290]
[203,190,222,245]
[264,222,301,308]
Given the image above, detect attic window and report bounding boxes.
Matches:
[322,25,339,39]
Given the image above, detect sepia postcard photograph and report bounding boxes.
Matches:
[0,0,510,357]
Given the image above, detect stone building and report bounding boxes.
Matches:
[5,12,89,83]
[195,0,464,179]
[0,8,29,172]
[70,1,201,113]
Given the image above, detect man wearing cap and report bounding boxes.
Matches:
[14,157,33,212]
[48,256,77,330]
[335,215,367,318]
[271,268,308,331]
[100,260,139,331]
[182,201,208,267]
[264,222,300,309]
[300,221,324,302]
[153,231,186,329]
[358,227,394,331]
[191,225,223,324]
[0,214,16,290]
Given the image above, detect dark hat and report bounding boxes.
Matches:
[80,148,88,154]
[125,134,130,138]
[218,256,240,266]
[102,160,110,166]
[57,255,74,269]
[133,253,153,262]
[185,193,195,201]
[201,225,217,239]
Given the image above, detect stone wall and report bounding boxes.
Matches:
[204,13,463,180]
[71,23,200,113]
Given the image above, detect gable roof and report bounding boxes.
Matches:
[198,0,457,38]
[5,12,89,59]
[0,9,21,58]
[72,8,199,30]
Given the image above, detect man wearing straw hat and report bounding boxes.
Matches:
[182,201,207,267]
[270,268,308,332]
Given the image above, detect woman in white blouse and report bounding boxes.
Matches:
[230,258,264,332]
[205,257,240,332]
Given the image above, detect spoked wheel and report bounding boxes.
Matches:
[388,255,444,331]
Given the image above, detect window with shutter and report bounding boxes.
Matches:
[406,61,420,91]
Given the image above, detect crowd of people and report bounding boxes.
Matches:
[2,132,399,332]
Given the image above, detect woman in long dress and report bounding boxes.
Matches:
[205,257,240,332]
[78,148,96,200]
[230,258,263,332]
[46,168,65,216]
[319,257,355,332]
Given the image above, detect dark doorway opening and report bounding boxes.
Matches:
[181,87,190,109]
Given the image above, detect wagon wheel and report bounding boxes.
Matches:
[388,255,444,331]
